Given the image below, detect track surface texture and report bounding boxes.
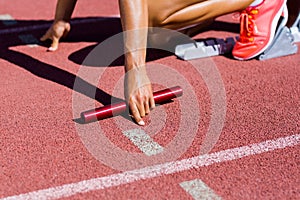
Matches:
[0,0,299,199]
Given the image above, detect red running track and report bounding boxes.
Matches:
[0,0,299,199]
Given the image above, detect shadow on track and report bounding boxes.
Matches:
[0,17,239,122]
[0,17,125,109]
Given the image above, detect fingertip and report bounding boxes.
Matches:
[138,120,145,126]
[150,100,156,110]
[49,38,59,51]
[40,36,46,41]
[47,46,57,52]
[129,105,144,126]
[40,32,50,41]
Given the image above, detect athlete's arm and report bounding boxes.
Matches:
[119,0,155,125]
[40,0,77,51]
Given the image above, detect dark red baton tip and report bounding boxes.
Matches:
[80,86,183,123]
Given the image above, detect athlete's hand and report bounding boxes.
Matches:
[125,67,155,125]
[40,20,71,51]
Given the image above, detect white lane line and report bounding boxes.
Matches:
[180,179,221,200]
[0,16,120,35]
[18,34,39,48]
[0,14,39,47]
[122,129,164,156]
[0,14,17,26]
[1,134,299,200]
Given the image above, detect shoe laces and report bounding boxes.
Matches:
[237,7,259,43]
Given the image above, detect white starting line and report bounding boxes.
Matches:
[0,14,38,47]
[180,179,221,200]
[1,133,299,200]
[0,14,17,26]
[122,129,164,156]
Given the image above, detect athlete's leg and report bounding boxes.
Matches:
[147,0,254,46]
[286,0,300,27]
[147,0,254,29]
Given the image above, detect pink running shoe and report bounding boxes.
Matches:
[232,0,287,60]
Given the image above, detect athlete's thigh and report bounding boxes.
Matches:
[147,0,204,27]
[148,0,253,29]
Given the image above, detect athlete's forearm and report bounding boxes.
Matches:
[119,0,148,71]
[54,0,77,22]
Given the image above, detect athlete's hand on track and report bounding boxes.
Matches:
[40,20,71,51]
[125,67,155,126]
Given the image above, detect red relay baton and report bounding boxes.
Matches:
[81,86,183,123]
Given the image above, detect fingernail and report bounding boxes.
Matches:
[138,120,145,126]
